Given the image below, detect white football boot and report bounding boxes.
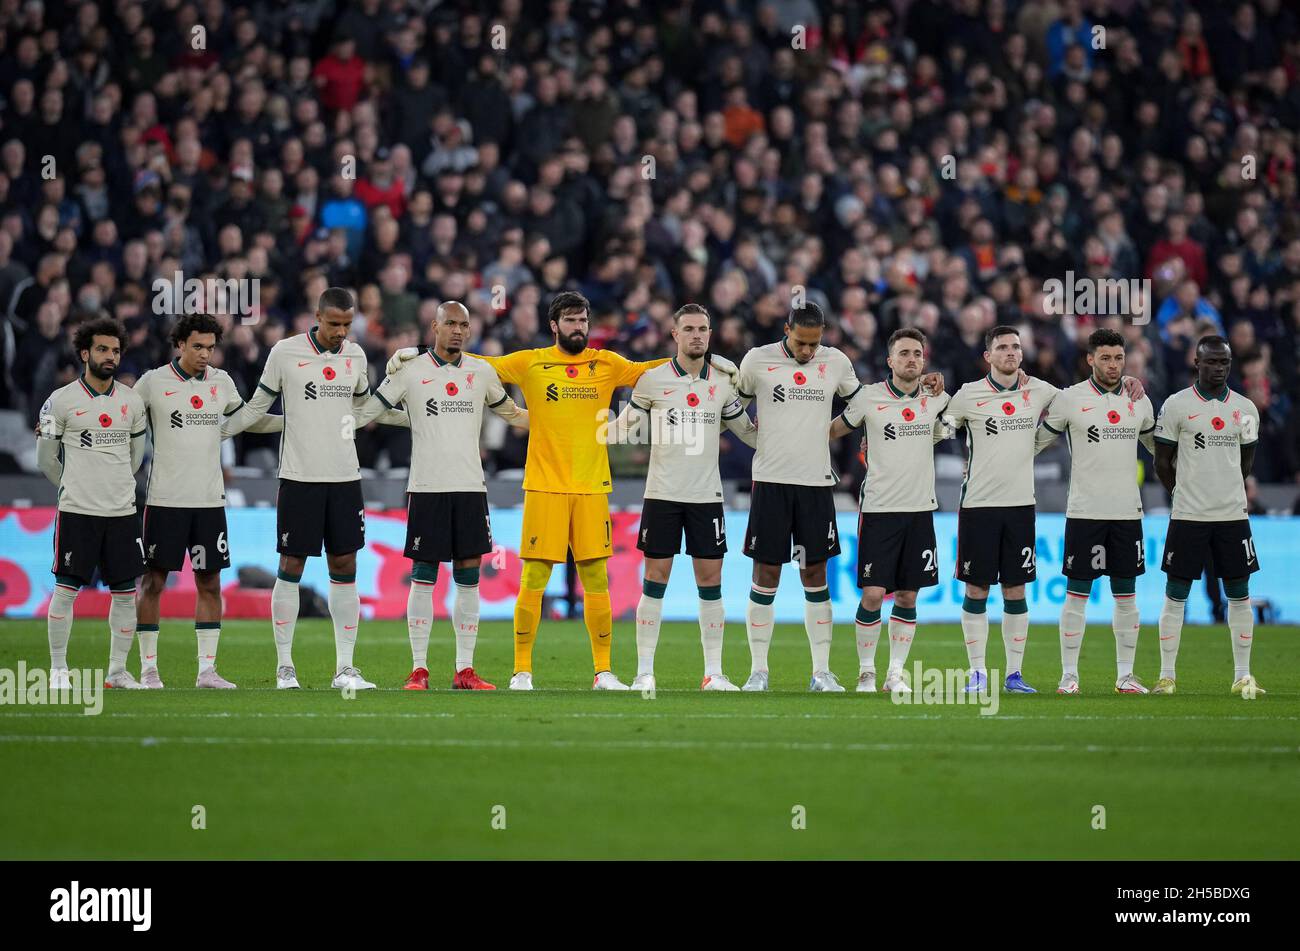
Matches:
[196,668,237,689]
[49,668,73,690]
[629,673,656,692]
[1057,672,1081,695]
[139,668,164,689]
[104,670,145,689]
[508,672,533,691]
[593,671,631,691]
[856,670,877,693]
[701,673,740,691]
[276,665,301,689]
[741,670,769,691]
[809,670,845,692]
[332,667,376,691]
[882,668,911,694]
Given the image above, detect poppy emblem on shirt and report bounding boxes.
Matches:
[793,371,807,386]
[565,365,578,378]
[1107,410,1121,424]
[98,413,113,428]
[1211,416,1225,431]
[902,407,916,422]
[446,382,459,396]
[686,392,700,407]
[1002,402,1015,415]
[191,395,204,409]
[322,366,336,381]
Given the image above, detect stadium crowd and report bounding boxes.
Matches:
[1,0,1299,489]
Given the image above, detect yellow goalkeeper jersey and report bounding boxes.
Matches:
[477,346,667,494]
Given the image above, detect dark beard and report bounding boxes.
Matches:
[87,358,115,381]
[557,332,587,355]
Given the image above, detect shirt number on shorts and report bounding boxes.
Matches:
[713,517,725,543]
[922,548,937,573]
[1021,546,1036,570]
[1242,537,1257,564]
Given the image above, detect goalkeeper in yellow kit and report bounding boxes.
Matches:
[390,291,736,689]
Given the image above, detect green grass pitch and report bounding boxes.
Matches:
[1,618,1296,859]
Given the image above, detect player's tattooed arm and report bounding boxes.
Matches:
[1153,440,1178,494]
[828,415,854,439]
[1240,441,1256,482]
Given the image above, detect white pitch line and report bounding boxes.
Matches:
[1,709,1298,722]
[0,733,1296,755]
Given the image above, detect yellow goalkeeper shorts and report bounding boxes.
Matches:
[520,491,612,563]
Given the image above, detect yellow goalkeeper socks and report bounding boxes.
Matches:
[513,587,543,674]
[584,591,613,674]
[576,558,613,674]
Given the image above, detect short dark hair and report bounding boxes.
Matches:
[1196,333,1230,354]
[888,327,927,352]
[984,324,1020,350]
[74,316,125,356]
[317,286,355,314]
[1087,328,1124,353]
[787,301,826,329]
[547,290,590,326]
[674,302,709,324]
[170,313,223,348]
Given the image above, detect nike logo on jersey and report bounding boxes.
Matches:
[766,366,780,372]
[298,361,311,367]
[663,389,674,395]
[74,410,87,416]
[1080,406,1094,412]
[164,390,177,396]
[876,404,889,411]
[1188,414,1200,419]
[422,379,435,384]
[976,400,992,407]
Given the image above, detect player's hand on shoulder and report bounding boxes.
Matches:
[385,347,420,375]
[1120,375,1145,400]
[708,353,739,383]
[921,371,945,396]
[1016,368,1031,388]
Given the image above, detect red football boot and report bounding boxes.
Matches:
[452,667,496,690]
[403,667,430,690]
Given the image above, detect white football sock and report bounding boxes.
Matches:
[1227,597,1254,680]
[635,592,664,677]
[329,579,360,672]
[887,612,916,674]
[407,580,434,669]
[453,582,480,673]
[107,591,137,675]
[855,609,881,673]
[699,596,726,678]
[271,577,300,667]
[196,624,220,674]
[961,606,989,675]
[803,586,833,672]
[46,583,77,670]
[1112,594,1139,680]
[1059,593,1087,677]
[1002,608,1029,675]
[1158,597,1185,680]
[746,585,777,674]
[138,626,159,673]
